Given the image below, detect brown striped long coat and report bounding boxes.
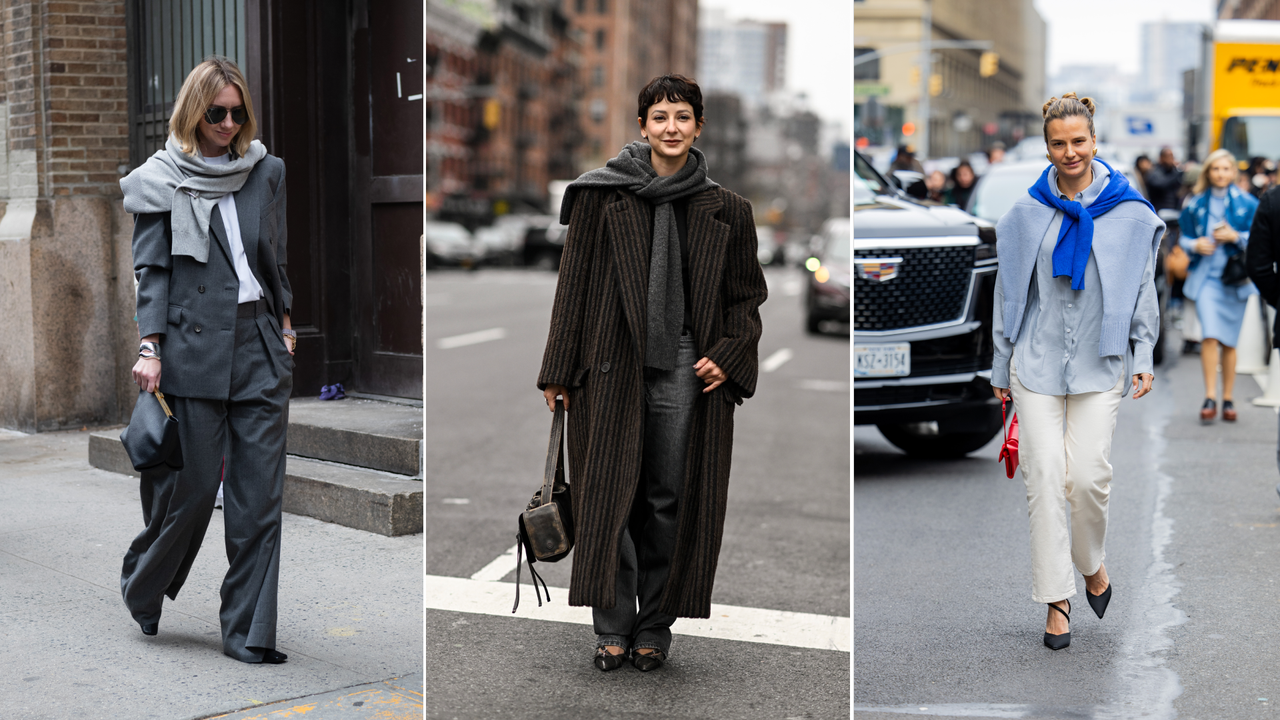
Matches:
[538,185,767,618]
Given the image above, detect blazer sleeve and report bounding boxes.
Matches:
[702,193,768,401]
[272,161,292,315]
[538,189,601,390]
[132,212,173,340]
[1247,189,1280,307]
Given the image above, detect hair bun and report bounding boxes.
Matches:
[1041,96,1058,119]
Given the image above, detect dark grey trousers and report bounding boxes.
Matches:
[121,311,292,663]
[594,333,701,656]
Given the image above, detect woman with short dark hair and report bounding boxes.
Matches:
[540,73,767,672]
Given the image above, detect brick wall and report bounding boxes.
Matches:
[44,1,128,197]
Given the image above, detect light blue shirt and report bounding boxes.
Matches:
[993,162,1159,396]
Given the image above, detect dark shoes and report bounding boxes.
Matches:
[1086,583,1112,619]
[1222,400,1238,422]
[1200,398,1216,423]
[594,647,628,672]
[1043,600,1070,650]
[260,649,288,664]
[632,649,666,672]
[140,623,158,636]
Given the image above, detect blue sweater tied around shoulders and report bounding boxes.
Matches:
[1027,158,1155,290]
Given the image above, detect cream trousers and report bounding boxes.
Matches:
[1009,360,1124,604]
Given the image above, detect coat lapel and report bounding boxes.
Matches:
[236,170,262,277]
[208,204,234,268]
[686,190,728,349]
[606,190,652,358]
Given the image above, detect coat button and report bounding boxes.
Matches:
[600,362,611,373]
[194,324,202,333]
[198,285,205,293]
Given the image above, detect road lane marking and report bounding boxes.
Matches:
[469,544,520,582]
[798,379,849,392]
[437,327,507,349]
[761,348,793,373]
[853,704,1032,717]
[424,573,849,652]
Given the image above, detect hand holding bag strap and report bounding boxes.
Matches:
[154,390,173,418]
[541,399,565,506]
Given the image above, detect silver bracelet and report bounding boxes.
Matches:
[139,341,160,360]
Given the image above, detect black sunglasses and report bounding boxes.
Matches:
[204,105,248,125]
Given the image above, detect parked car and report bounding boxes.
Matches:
[424,221,479,269]
[805,218,850,333]
[966,159,1169,364]
[756,226,780,265]
[521,215,565,270]
[475,214,533,266]
[854,149,1004,458]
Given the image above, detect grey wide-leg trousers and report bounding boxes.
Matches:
[121,311,292,663]
[593,333,702,656]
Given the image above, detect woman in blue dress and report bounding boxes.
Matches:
[1180,149,1260,422]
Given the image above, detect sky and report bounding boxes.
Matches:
[1032,0,1216,75]
[702,0,853,139]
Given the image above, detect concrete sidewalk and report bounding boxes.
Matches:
[0,429,423,720]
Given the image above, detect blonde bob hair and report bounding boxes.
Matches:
[1192,148,1238,195]
[170,55,257,157]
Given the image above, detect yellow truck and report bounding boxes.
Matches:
[1204,19,1280,159]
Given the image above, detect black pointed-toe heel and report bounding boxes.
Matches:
[1087,583,1112,619]
[632,649,666,672]
[140,623,158,636]
[1043,600,1070,650]
[593,647,628,672]
[261,649,288,664]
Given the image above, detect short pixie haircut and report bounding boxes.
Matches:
[637,74,704,125]
[170,55,257,158]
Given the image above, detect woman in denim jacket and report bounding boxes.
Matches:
[1179,149,1260,422]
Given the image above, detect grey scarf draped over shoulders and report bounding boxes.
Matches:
[120,134,267,263]
[560,141,719,370]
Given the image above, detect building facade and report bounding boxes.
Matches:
[566,0,697,173]
[1221,0,1280,18]
[853,0,1046,157]
[0,0,424,432]
[696,8,785,112]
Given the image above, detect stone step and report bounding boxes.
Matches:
[286,396,423,477]
[88,431,422,537]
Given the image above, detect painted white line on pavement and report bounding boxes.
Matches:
[437,327,507,349]
[761,348,793,373]
[797,379,849,392]
[853,704,1031,717]
[425,573,850,652]
[469,544,520,582]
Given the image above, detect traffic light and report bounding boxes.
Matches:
[979,52,999,77]
[909,66,920,87]
[929,73,942,97]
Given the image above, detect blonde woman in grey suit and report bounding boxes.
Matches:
[119,56,294,664]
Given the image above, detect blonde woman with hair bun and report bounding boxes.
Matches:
[990,92,1163,651]
[1178,148,1260,423]
[117,55,294,664]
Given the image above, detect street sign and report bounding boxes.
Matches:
[856,83,890,97]
[1127,117,1155,135]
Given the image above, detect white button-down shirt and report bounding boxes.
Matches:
[203,153,264,304]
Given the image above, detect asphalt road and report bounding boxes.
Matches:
[422,266,850,719]
[855,326,1280,719]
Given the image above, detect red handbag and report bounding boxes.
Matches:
[997,397,1019,479]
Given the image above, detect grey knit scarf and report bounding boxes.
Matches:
[560,141,719,370]
[120,135,267,263]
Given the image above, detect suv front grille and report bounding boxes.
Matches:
[854,245,974,331]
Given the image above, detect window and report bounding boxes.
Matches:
[590,98,607,123]
[595,29,606,50]
[597,0,608,12]
[854,47,879,81]
[592,64,604,87]
[575,0,585,13]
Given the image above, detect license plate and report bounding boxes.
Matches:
[854,343,910,378]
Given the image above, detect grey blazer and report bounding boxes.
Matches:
[133,154,291,400]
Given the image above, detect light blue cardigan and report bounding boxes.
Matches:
[995,193,1165,359]
[1178,184,1259,303]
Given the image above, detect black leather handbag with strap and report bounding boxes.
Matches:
[512,398,575,612]
[119,389,183,471]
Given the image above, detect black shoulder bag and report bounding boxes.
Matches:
[512,399,575,612]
